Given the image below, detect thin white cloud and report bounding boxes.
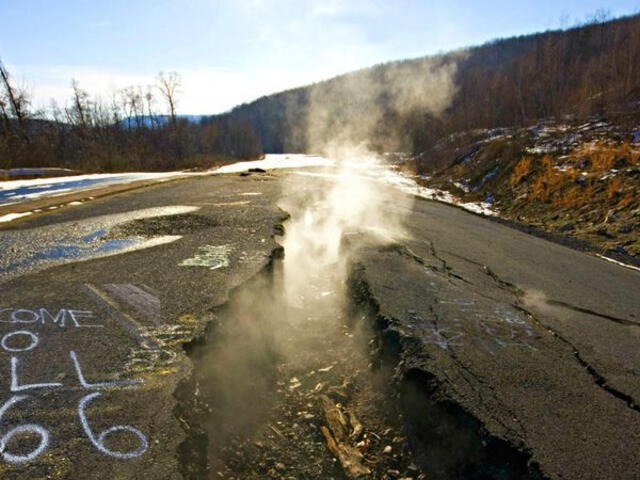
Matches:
[11,19,389,116]
[10,64,151,110]
[309,0,381,17]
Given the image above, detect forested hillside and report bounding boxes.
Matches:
[209,12,640,261]
[220,13,640,158]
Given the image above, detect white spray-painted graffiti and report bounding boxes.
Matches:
[409,301,537,354]
[408,318,465,350]
[179,244,232,270]
[78,392,149,460]
[0,308,103,328]
[0,395,49,463]
[0,326,148,464]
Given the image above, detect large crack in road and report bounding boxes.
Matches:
[173,164,548,479]
[174,238,548,479]
[175,246,418,479]
[174,166,422,478]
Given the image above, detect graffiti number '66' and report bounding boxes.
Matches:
[0,393,148,463]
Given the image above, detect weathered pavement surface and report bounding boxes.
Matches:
[0,173,286,479]
[0,171,638,479]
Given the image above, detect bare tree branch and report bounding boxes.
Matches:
[156,71,181,127]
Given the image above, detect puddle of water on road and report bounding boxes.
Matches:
[0,234,182,276]
[0,205,199,282]
[81,228,108,243]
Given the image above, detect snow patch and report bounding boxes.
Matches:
[0,171,195,206]
[0,212,32,223]
[213,154,334,173]
[596,254,640,273]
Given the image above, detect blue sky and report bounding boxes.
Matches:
[1,0,638,114]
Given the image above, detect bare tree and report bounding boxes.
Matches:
[68,79,91,128]
[109,89,123,125]
[0,97,10,133]
[122,86,144,128]
[156,71,181,126]
[91,95,114,129]
[144,85,158,129]
[0,59,30,138]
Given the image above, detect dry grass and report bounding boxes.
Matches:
[606,176,623,199]
[554,184,595,208]
[571,141,640,173]
[530,156,565,202]
[510,156,533,186]
[522,142,640,208]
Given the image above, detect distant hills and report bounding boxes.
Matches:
[119,115,207,129]
[3,11,639,183]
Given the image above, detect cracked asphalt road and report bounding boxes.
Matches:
[0,171,638,479]
[357,195,640,479]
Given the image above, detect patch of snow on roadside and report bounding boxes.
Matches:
[377,168,497,216]
[453,181,470,192]
[596,254,640,272]
[0,171,193,206]
[213,154,334,174]
[0,212,32,223]
[459,202,497,216]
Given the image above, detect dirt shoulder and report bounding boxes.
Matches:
[413,115,640,266]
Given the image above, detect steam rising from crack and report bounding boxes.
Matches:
[186,57,460,474]
[306,57,459,154]
[281,54,461,301]
[279,145,411,310]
